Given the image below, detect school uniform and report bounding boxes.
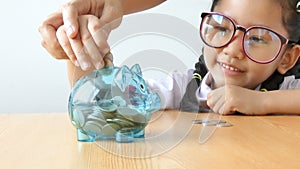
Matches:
[147,70,300,112]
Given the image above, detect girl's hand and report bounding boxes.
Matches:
[207,85,268,115]
[56,15,113,70]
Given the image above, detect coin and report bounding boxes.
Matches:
[197,120,227,126]
[98,100,118,112]
[107,117,135,127]
[192,119,209,124]
[102,123,121,136]
[117,107,146,123]
[83,121,103,135]
[86,115,107,126]
[217,122,233,127]
[71,109,86,128]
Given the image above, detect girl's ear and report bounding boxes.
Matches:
[277,45,300,74]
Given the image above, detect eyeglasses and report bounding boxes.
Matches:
[200,12,297,64]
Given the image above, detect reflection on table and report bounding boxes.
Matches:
[0,110,299,169]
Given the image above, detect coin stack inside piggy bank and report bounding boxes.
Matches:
[68,64,161,143]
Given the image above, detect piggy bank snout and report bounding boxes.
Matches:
[145,93,161,113]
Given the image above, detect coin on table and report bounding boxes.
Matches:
[217,122,233,127]
[192,119,209,124]
[202,120,227,126]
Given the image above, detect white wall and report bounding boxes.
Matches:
[0,0,211,113]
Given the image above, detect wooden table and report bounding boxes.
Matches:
[0,111,300,169]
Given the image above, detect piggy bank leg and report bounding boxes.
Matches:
[134,129,145,138]
[115,128,134,143]
[77,129,96,142]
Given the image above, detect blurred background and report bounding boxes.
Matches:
[0,0,211,113]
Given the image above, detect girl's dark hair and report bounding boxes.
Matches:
[259,0,300,90]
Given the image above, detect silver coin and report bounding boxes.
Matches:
[117,107,146,123]
[71,109,86,128]
[83,121,103,135]
[86,115,107,126]
[102,123,121,136]
[217,122,233,127]
[107,117,135,127]
[201,120,227,126]
[192,119,209,124]
[98,100,118,112]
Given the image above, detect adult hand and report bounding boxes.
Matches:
[207,85,268,115]
[56,14,117,70]
[38,0,123,70]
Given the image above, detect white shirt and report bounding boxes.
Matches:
[147,70,300,110]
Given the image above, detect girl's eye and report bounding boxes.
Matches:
[213,25,232,37]
[215,26,228,33]
[248,36,268,44]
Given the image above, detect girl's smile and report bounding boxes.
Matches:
[219,62,240,72]
[218,62,244,75]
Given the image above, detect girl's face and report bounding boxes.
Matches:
[204,0,289,89]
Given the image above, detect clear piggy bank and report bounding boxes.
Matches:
[68,64,161,142]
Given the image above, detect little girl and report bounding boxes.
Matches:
[58,0,300,115]
[180,0,300,115]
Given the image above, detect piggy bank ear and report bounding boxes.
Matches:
[131,64,142,76]
[114,65,133,92]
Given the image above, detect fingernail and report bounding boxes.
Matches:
[81,62,91,71]
[74,60,79,67]
[66,25,75,38]
[94,61,103,69]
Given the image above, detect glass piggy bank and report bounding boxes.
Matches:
[68,64,161,142]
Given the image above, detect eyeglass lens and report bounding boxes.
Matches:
[200,13,283,63]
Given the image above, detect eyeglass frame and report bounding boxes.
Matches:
[199,12,297,64]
